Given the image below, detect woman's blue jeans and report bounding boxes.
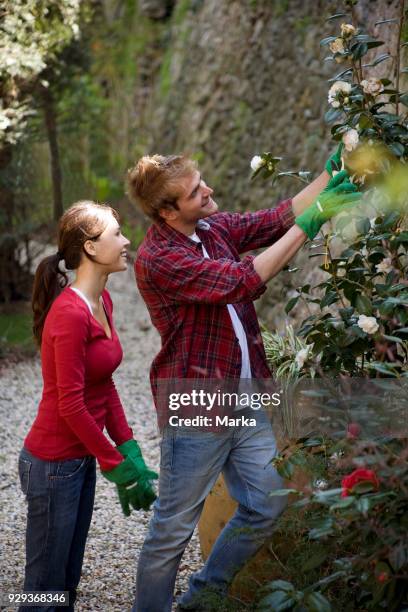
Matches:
[18,447,96,612]
[133,409,287,612]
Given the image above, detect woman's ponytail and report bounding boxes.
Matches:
[32,253,68,346]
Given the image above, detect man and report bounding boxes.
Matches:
[127,153,359,611]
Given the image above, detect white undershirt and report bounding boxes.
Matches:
[69,286,107,318]
[189,232,252,379]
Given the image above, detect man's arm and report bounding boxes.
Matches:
[253,225,307,282]
[213,198,295,254]
[292,171,330,216]
[213,170,331,254]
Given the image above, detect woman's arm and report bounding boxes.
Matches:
[52,304,124,471]
[104,378,134,446]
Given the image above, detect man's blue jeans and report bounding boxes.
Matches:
[133,409,287,612]
[18,448,96,612]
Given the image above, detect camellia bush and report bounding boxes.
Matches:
[251,2,408,610]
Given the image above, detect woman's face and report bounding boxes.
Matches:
[85,213,131,273]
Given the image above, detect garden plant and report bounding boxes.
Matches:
[252,2,408,610]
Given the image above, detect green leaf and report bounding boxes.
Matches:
[352,481,376,494]
[325,108,343,124]
[326,13,347,21]
[305,591,332,612]
[309,517,334,539]
[367,362,399,375]
[375,18,398,25]
[355,294,372,315]
[356,217,371,234]
[302,549,329,571]
[366,40,385,49]
[320,292,338,309]
[389,142,405,157]
[320,36,337,46]
[355,496,371,514]
[277,460,295,479]
[269,488,298,497]
[382,334,403,344]
[329,497,355,510]
[358,114,374,128]
[258,590,294,611]
[285,295,300,314]
[400,94,408,107]
[351,42,368,59]
[370,53,392,66]
[269,580,295,592]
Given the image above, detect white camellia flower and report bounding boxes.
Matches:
[314,479,329,490]
[250,155,264,171]
[375,257,393,274]
[361,77,384,96]
[342,128,359,151]
[295,347,310,369]
[357,314,379,335]
[341,23,357,37]
[328,81,352,108]
[329,38,345,54]
[0,114,12,130]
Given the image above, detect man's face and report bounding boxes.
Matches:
[173,170,218,223]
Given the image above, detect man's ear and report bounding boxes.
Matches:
[159,206,179,222]
[83,239,97,257]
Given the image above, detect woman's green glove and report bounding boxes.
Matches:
[295,170,361,240]
[112,438,158,515]
[116,438,158,481]
[117,478,157,515]
[101,454,147,485]
[325,143,343,177]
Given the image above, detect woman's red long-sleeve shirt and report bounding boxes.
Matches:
[24,287,133,471]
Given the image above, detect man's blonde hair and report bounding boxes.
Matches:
[127,155,198,222]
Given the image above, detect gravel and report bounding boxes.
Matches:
[0,264,203,611]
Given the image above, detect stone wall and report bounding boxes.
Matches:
[131,0,403,329]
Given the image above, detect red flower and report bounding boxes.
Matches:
[341,468,379,498]
[347,422,361,439]
[377,572,388,583]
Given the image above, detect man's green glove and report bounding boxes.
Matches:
[325,143,343,177]
[295,170,361,240]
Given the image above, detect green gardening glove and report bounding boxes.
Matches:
[116,478,157,515]
[102,455,158,516]
[115,439,158,514]
[125,476,157,511]
[116,439,158,481]
[295,170,362,240]
[325,143,343,177]
[101,454,145,485]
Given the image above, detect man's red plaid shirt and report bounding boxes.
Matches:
[134,198,295,411]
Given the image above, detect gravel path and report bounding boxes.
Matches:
[0,264,202,611]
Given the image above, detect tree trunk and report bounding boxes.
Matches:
[0,145,32,302]
[42,87,63,221]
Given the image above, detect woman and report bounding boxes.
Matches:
[18,201,157,611]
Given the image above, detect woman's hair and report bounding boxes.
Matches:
[32,200,119,346]
[126,154,198,222]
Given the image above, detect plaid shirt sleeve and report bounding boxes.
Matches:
[143,247,266,305]
[213,198,295,254]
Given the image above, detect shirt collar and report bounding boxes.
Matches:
[153,218,211,247]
